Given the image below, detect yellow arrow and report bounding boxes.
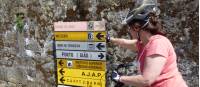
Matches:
[57,59,67,68]
[54,32,106,41]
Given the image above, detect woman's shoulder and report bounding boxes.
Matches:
[150,35,170,42]
[148,35,172,48]
[145,35,172,58]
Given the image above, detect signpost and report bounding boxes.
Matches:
[54,21,106,87]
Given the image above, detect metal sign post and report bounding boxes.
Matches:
[54,21,106,87]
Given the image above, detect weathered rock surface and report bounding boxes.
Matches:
[0,0,198,87]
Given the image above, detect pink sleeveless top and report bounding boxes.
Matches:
[137,35,188,87]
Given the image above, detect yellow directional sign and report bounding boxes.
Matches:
[57,68,105,80]
[54,32,106,42]
[57,59,106,71]
[57,76,105,87]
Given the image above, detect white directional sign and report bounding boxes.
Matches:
[54,21,105,31]
[56,50,106,60]
[55,41,106,51]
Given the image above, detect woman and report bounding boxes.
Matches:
[110,4,188,87]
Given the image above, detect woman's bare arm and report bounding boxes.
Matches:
[119,54,166,87]
[142,54,166,85]
[110,37,138,51]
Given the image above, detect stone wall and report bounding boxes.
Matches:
[0,0,198,87]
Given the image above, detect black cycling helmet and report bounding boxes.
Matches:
[122,0,160,28]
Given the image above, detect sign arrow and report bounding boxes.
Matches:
[59,68,65,75]
[59,60,64,66]
[98,53,104,59]
[96,43,105,50]
[96,33,104,40]
[60,77,65,83]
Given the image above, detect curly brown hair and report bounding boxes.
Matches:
[143,13,166,36]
